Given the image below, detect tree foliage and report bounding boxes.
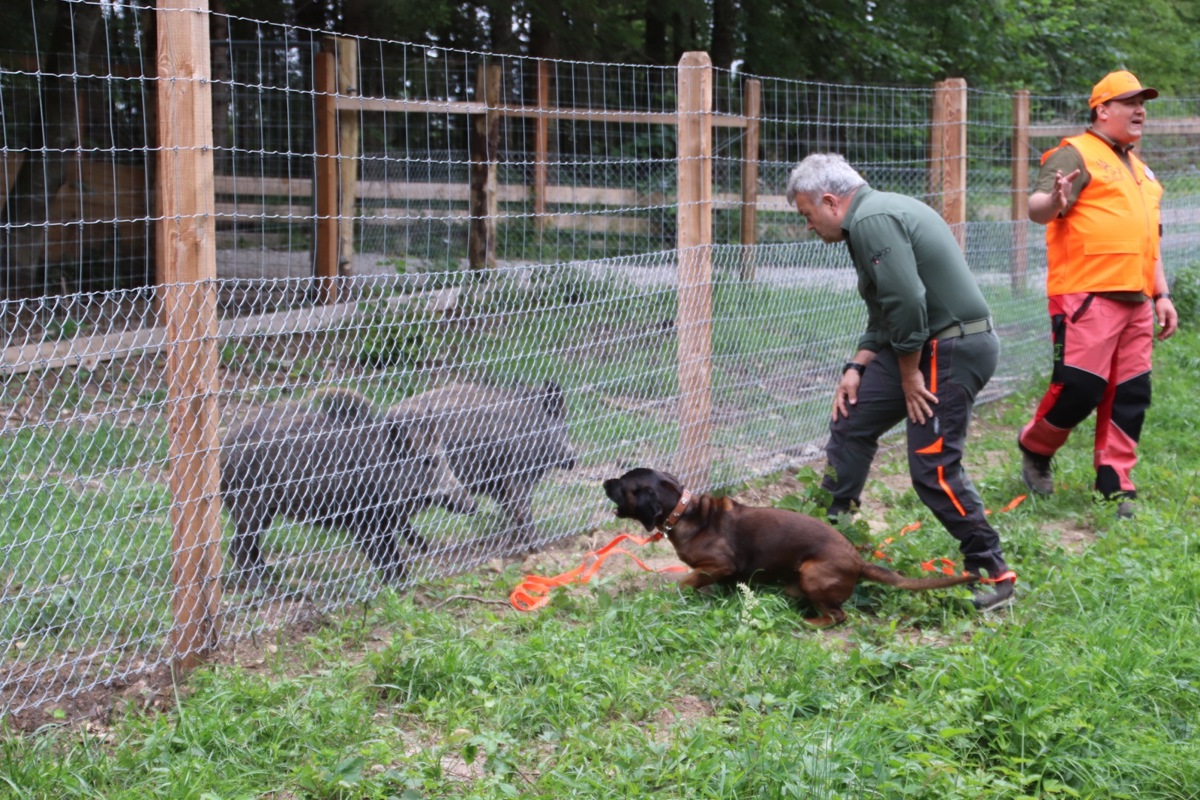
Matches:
[2,0,1198,91]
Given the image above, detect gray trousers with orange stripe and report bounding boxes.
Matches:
[821,331,1008,577]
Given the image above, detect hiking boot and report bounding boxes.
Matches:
[824,499,858,525]
[1019,443,1053,496]
[971,574,1016,612]
[1116,500,1135,520]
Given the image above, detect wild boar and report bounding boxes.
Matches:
[392,380,575,552]
[220,392,476,588]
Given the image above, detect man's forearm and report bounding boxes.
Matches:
[848,349,877,368]
[1028,191,1061,225]
[897,349,922,380]
[1153,256,1169,295]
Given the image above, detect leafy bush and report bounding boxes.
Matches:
[1168,262,1200,329]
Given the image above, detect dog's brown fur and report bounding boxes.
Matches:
[603,467,976,626]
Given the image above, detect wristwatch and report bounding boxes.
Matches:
[842,362,866,376]
[1153,292,1171,301]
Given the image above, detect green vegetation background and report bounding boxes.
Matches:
[5,306,1199,798]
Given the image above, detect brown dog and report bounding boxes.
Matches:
[602,467,976,626]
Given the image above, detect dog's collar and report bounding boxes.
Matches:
[658,490,692,533]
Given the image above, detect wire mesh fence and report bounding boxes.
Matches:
[3,1,1199,721]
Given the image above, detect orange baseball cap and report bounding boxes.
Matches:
[1089,70,1158,108]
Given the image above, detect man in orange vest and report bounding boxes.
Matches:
[1018,70,1178,518]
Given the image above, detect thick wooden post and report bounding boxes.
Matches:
[1012,89,1031,293]
[156,0,222,671]
[534,60,550,232]
[469,63,502,270]
[676,52,713,489]
[336,36,360,277]
[314,46,339,302]
[931,78,968,250]
[739,78,761,281]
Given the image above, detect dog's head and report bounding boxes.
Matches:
[603,468,684,531]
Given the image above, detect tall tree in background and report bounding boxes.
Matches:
[709,0,737,70]
[1118,0,1200,94]
[2,0,103,292]
[4,0,1199,85]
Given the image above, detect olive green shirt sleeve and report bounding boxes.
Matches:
[844,188,992,354]
[848,213,929,354]
[1034,144,1089,214]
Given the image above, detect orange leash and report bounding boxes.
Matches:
[869,494,1027,584]
[509,531,688,611]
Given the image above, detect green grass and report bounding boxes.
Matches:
[0,420,175,648]
[3,328,1199,798]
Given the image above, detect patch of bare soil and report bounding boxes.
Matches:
[645,695,715,743]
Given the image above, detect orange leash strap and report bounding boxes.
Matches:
[509,531,688,612]
[870,494,1027,583]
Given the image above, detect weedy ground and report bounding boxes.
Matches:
[3,329,1200,800]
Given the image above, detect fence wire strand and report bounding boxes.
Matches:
[2,1,1199,721]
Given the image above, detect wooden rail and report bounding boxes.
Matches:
[334,95,750,127]
[316,37,761,274]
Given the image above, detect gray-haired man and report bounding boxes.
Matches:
[787,152,1015,611]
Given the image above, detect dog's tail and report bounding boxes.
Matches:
[860,563,977,591]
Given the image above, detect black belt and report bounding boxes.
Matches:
[933,317,993,340]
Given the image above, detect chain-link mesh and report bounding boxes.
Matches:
[3,2,1200,720]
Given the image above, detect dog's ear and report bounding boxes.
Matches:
[633,487,662,531]
[656,471,682,496]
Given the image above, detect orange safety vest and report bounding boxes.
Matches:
[1043,133,1162,296]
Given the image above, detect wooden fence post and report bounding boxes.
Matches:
[1012,89,1030,293]
[676,51,713,490]
[155,0,222,672]
[314,44,339,302]
[534,59,550,232]
[930,77,968,250]
[336,36,359,277]
[739,78,761,281]
[469,63,502,270]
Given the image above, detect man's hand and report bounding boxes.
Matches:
[832,370,860,421]
[1049,168,1081,214]
[1029,168,1082,224]
[902,369,938,424]
[897,349,937,424]
[833,352,878,421]
[1155,296,1179,340]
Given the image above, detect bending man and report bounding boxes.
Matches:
[787,152,1015,611]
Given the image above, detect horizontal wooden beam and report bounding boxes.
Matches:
[214,175,310,197]
[212,190,797,217]
[1,299,366,376]
[334,94,746,127]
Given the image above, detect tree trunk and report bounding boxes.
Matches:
[486,0,519,54]
[644,2,668,66]
[210,0,232,174]
[710,0,737,70]
[340,0,374,37]
[2,0,102,294]
[528,0,561,60]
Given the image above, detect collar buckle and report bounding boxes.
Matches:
[660,490,692,532]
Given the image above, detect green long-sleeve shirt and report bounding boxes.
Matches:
[841,186,992,354]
